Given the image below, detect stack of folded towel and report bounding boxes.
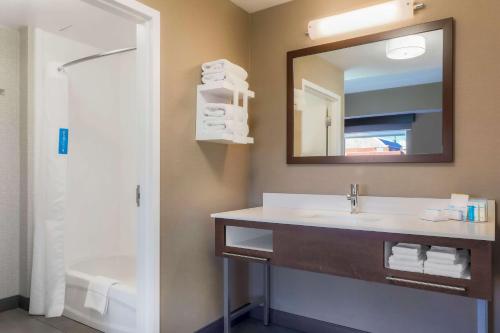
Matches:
[388,243,426,273]
[202,103,249,137]
[424,246,470,279]
[201,59,249,91]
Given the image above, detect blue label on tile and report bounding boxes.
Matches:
[58,128,69,155]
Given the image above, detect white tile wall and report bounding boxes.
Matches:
[0,27,21,299]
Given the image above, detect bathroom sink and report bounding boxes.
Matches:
[299,211,381,223]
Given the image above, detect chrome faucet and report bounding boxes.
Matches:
[347,184,360,214]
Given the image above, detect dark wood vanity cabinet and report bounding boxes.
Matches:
[215,218,493,301]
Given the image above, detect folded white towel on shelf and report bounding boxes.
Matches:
[389,255,424,267]
[426,253,469,265]
[392,243,425,256]
[424,260,469,273]
[84,276,119,315]
[424,267,471,279]
[388,263,424,273]
[203,119,249,137]
[203,104,248,122]
[201,72,249,91]
[390,253,426,262]
[202,59,248,80]
[426,247,469,261]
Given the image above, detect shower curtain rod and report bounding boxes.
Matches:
[58,47,137,71]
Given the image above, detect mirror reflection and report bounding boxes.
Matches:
[293,29,443,157]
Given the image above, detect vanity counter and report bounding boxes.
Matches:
[212,205,495,241]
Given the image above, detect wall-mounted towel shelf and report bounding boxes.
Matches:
[196,81,254,144]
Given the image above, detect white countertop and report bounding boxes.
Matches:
[212,206,496,241]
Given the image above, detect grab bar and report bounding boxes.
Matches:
[386,276,466,292]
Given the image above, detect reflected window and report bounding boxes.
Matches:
[345,130,407,156]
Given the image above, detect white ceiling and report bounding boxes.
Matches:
[318,30,444,93]
[0,0,136,50]
[230,0,293,13]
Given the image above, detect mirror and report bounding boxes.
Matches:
[287,19,454,164]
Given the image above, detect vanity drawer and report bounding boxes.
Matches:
[273,226,384,282]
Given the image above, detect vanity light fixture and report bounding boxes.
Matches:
[386,35,426,59]
[307,0,425,40]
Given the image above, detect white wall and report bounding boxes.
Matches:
[31,28,137,271]
[0,27,21,299]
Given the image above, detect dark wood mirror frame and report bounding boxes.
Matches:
[287,18,454,164]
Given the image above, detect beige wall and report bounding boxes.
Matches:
[249,0,500,332]
[293,54,344,94]
[138,0,250,332]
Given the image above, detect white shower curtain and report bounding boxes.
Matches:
[29,63,69,317]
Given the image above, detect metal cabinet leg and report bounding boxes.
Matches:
[224,257,231,333]
[477,299,488,333]
[263,262,270,326]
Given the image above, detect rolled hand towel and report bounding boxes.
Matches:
[202,72,249,91]
[204,104,248,122]
[203,119,249,137]
[202,59,248,80]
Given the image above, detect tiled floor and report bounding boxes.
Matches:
[0,309,301,333]
[0,309,100,333]
[233,318,303,333]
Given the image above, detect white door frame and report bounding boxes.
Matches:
[301,79,343,155]
[83,1,160,332]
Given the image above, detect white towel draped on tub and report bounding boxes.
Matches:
[30,63,69,318]
[201,59,248,80]
[84,276,119,315]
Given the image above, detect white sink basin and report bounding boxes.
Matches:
[299,211,381,223]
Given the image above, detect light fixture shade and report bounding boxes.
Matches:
[386,35,426,59]
[307,0,414,40]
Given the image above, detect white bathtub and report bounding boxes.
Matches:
[63,256,136,333]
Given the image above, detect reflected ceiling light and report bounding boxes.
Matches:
[386,35,426,59]
[307,0,425,40]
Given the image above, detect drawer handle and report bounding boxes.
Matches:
[223,252,269,262]
[386,276,466,292]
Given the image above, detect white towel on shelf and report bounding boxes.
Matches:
[388,263,424,273]
[389,255,424,267]
[424,267,471,279]
[201,72,249,91]
[424,260,469,273]
[426,253,469,265]
[392,243,424,256]
[426,247,468,261]
[203,104,248,122]
[84,276,119,315]
[202,59,248,80]
[390,253,426,262]
[203,119,249,137]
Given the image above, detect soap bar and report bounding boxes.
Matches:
[420,209,449,222]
